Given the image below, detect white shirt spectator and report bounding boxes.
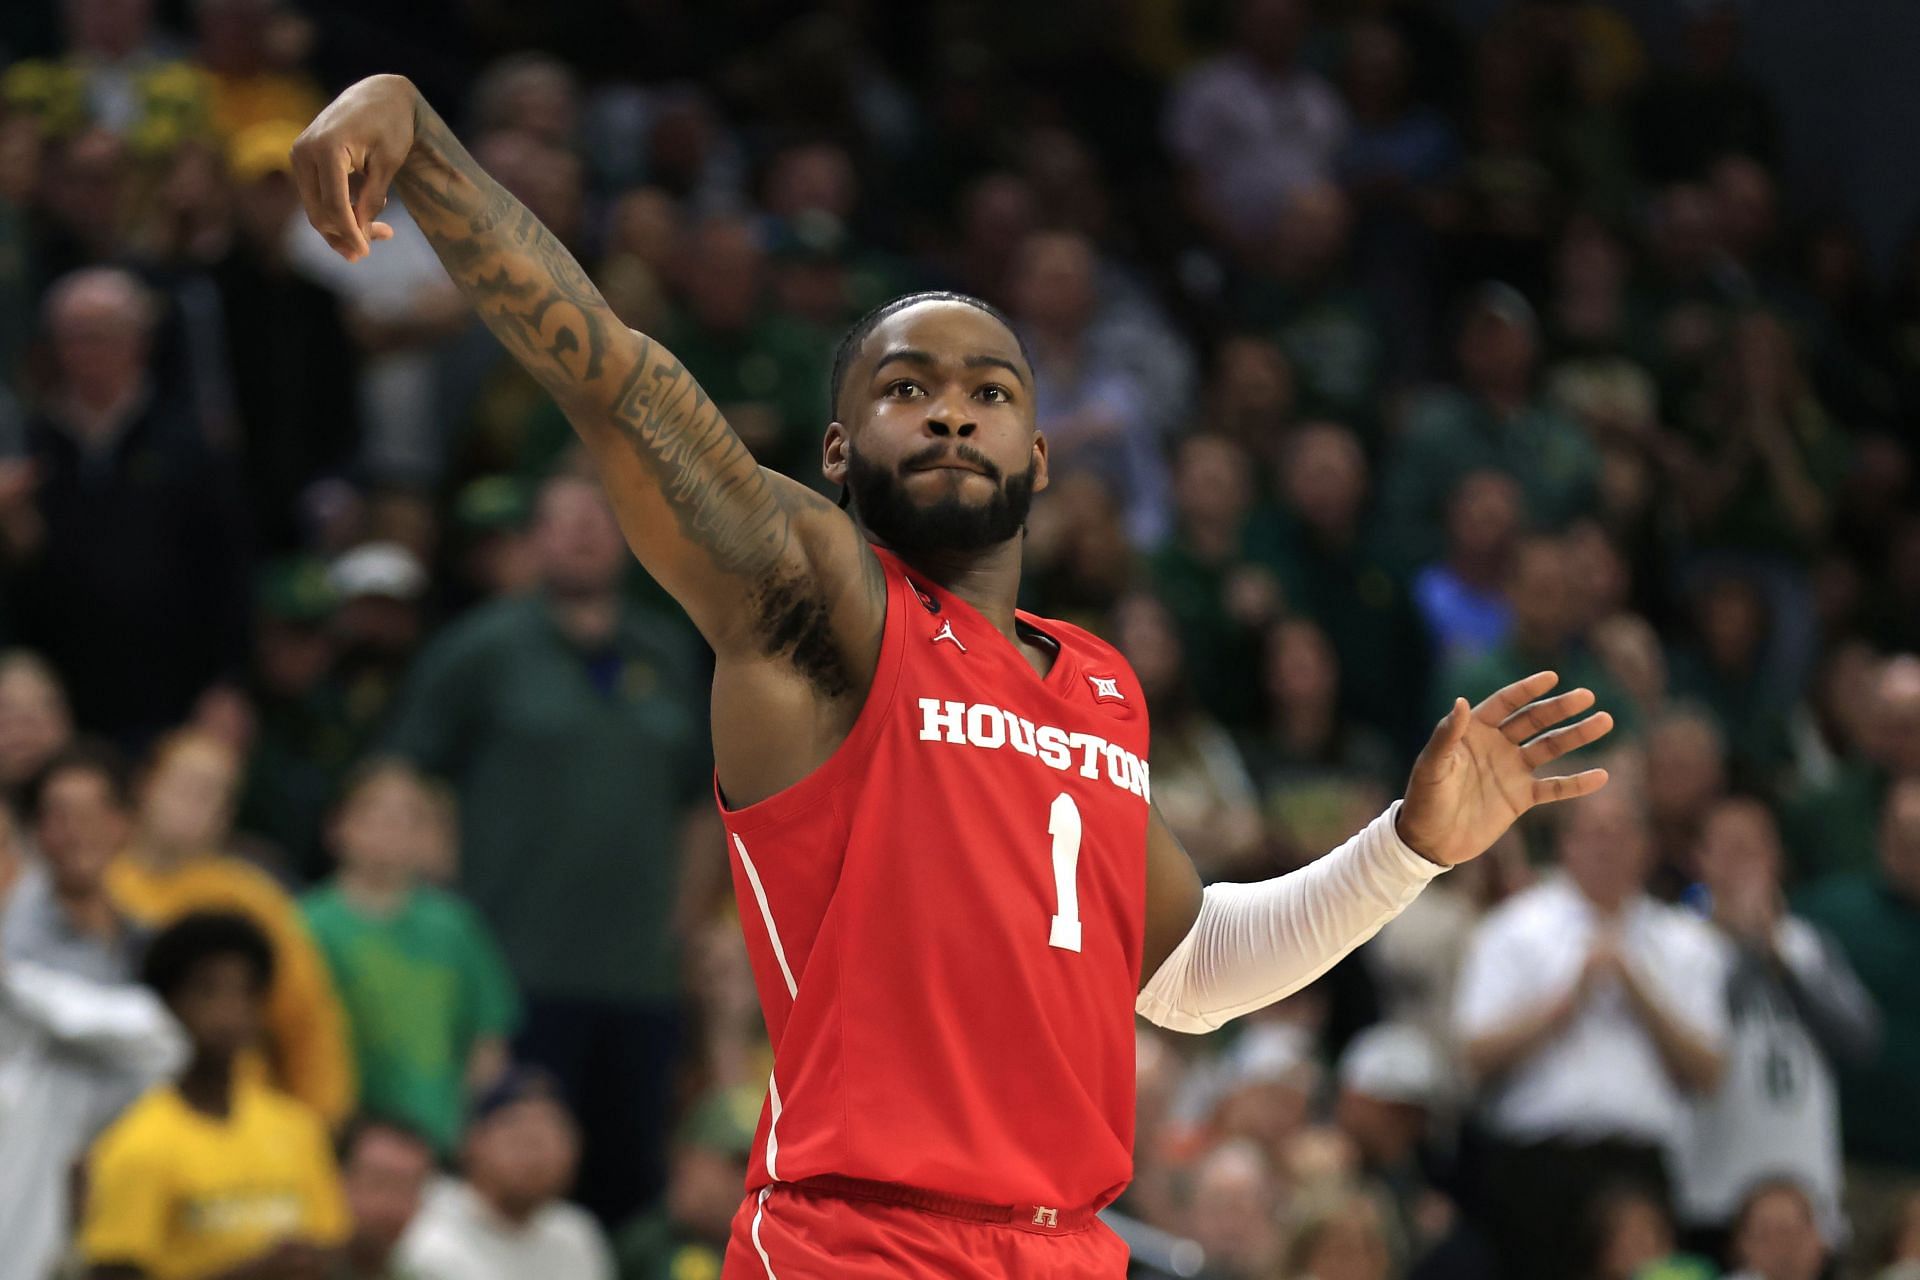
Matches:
[0,958,185,1280]
[399,1177,614,1280]
[1674,915,1877,1241]
[1164,54,1349,243]
[1454,875,1730,1145]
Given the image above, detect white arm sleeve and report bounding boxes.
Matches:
[1136,801,1447,1034]
[0,957,187,1078]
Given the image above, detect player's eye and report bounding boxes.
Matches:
[977,384,1012,404]
[886,379,925,399]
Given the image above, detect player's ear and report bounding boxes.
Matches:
[1030,429,1049,496]
[822,421,850,489]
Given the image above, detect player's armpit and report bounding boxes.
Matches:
[1140,804,1204,988]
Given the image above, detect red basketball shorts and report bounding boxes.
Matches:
[720,1182,1131,1278]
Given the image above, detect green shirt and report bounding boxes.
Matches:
[301,883,519,1152]
[1780,763,1888,882]
[1795,873,1920,1170]
[383,594,709,1004]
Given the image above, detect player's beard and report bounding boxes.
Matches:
[845,442,1037,557]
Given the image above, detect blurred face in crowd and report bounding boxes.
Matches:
[140,735,240,856]
[1593,1191,1675,1280]
[608,187,682,275]
[477,56,579,145]
[666,1142,748,1242]
[1558,784,1653,911]
[1696,798,1784,904]
[1113,595,1185,704]
[333,768,435,887]
[1282,422,1367,539]
[1212,337,1295,431]
[342,1124,435,1260]
[1881,779,1920,901]
[1334,1087,1427,1171]
[36,765,127,900]
[766,143,857,221]
[1264,619,1340,718]
[195,0,272,73]
[1506,537,1577,649]
[465,1096,581,1222]
[959,174,1036,280]
[1457,303,1537,401]
[235,170,300,250]
[1343,20,1409,118]
[171,953,267,1062]
[1010,231,1098,338]
[679,216,764,334]
[1644,712,1726,825]
[1294,1197,1393,1280]
[47,269,155,411]
[1864,657,1920,777]
[1712,155,1778,263]
[1187,1141,1283,1277]
[1445,470,1522,568]
[1731,1183,1825,1280]
[474,131,584,249]
[1271,182,1350,282]
[1174,434,1255,533]
[1237,0,1307,71]
[531,477,628,598]
[66,0,153,58]
[0,658,74,787]
[829,301,1045,559]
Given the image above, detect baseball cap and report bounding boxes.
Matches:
[1337,1023,1445,1108]
[329,542,428,602]
[228,118,304,184]
[468,1064,570,1128]
[1222,1023,1316,1089]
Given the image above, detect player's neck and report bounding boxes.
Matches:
[893,538,1025,638]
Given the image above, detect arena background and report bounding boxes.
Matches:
[1,0,1918,1278]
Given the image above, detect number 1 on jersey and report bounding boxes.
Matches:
[1047,792,1083,952]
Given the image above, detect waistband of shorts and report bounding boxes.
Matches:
[781,1174,1102,1234]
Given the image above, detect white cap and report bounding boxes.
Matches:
[1223,1023,1316,1089]
[329,541,428,601]
[1337,1023,1444,1107]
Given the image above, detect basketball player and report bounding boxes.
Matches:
[293,76,1614,1278]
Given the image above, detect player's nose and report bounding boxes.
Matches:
[925,413,977,438]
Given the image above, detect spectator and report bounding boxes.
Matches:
[1281,1190,1396,1280]
[302,758,519,1155]
[1164,0,1349,250]
[1011,228,1175,546]
[1724,1179,1830,1280]
[1676,798,1879,1250]
[208,118,360,552]
[325,541,431,763]
[1631,0,1779,184]
[0,793,184,1280]
[193,0,325,144]
[1880,1191,1920,1280]
[384,473,710,1222]
[335,1116,437,1280]
[81,912,349,1280]
[1644,707,1730,895]
[1411,469,1523,670]
[6,267,251,746]
[1584,1184,1718,1280]
[1454,783,1729,1279]
[0,649,77,809]
[1233,181,1387,431]
[1433,534,1637,741]
[1668,571,1795,783]
[109,728,357,1128]
[613,1085,760,1280]
[1186,1138,1288,1280]
[397,1068,613,1280]
[4,740,144,981]
[1247,419,1430,744]
[1798,778,1920,1181]
[1383,284,1600,555]
[1784,654,1920,881]
[1334,1022,1495,1279]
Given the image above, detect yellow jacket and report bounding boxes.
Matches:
[109,852,357,1127]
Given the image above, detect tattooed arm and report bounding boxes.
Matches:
[289,76,882,670]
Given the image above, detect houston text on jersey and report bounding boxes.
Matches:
[915,698,1151,802]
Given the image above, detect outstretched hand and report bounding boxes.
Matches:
[290,74,418,262]
[1396,671,1613,867]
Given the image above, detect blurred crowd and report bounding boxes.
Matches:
[1,0,1919,1278]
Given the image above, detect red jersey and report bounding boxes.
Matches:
[718,545,1151,1215]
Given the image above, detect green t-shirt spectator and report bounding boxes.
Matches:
[1795,872,1920,1171]
[302,883,520,1152]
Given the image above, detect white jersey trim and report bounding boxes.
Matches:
[733,833,797,999]
[750,1185,778,1279]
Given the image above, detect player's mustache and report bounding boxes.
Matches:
[900,442,1001,482]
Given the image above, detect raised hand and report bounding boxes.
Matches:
[1396,671,1613,867]
[289,73,417,261]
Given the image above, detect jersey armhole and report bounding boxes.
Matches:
[713,550,906,833]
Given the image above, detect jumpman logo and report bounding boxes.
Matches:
[931,619,967,653]
[1087,675,1124,702]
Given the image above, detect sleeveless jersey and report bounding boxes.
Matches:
[717,546,1152,1215]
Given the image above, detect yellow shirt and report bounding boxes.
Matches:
[108,853,357,1126]
[81,1080,349,1280]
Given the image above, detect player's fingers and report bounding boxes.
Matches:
[314,144,368,260]
[1472,671,1558,724]
[367,221,394,242]
[1499,687,1596,743]
[291,142,364,260]
[1520,711,1614,769]
[1415,697,1470,773]
[353,148,398,237]
[1531,768,1610,806]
